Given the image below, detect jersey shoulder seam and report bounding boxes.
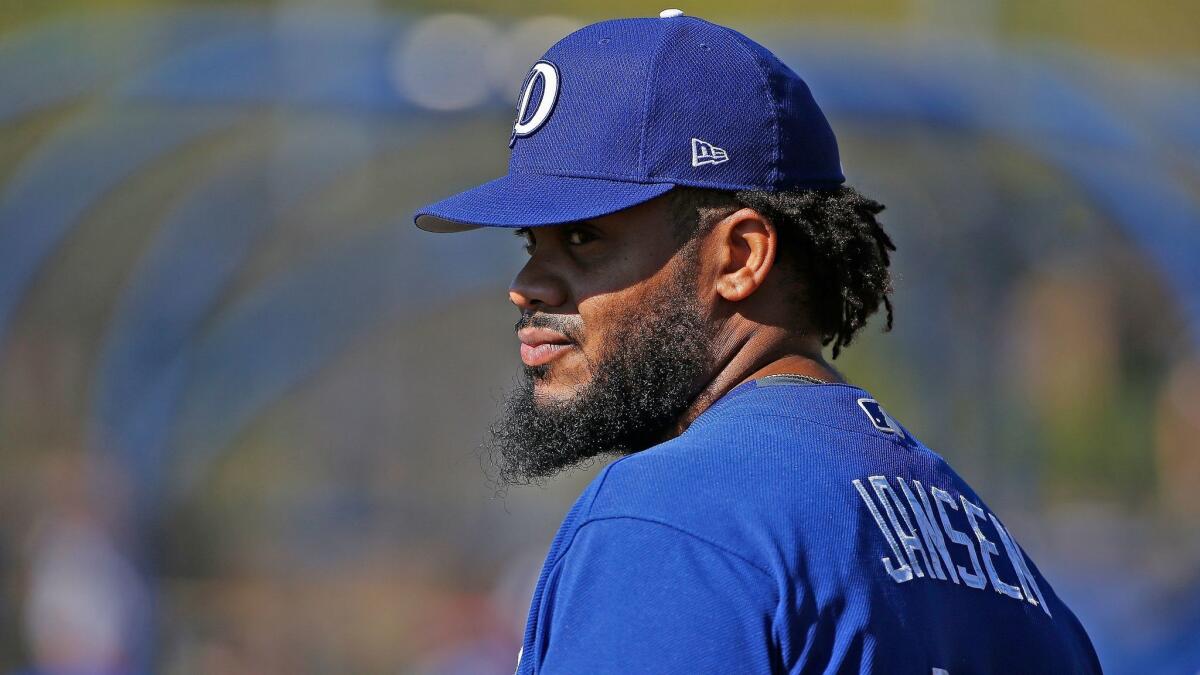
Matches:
[747,411,911,446]
[555,514,778,584]
[581,460,622,516]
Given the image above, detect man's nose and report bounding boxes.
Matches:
[509,260,568,311]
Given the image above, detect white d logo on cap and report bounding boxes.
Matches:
[509,60,560,147]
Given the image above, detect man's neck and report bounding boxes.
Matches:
[671,339,844,437]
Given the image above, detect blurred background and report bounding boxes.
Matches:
[1,0,1198,673]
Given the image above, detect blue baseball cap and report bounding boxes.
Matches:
[413,10,844,233]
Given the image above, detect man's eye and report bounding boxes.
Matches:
[515,229,534,254]
[565,228,595,246]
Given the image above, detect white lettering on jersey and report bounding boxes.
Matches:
[870,476,933,578]
[852,479,913,583]
[897,478,956,583]
[991,514,1052,617]
[854,476,1052,616]
[932,486,986,589]
[962,495,1024,600]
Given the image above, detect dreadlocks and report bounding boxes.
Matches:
[668,185,896,359]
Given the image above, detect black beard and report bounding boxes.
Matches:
[483,256,712,489]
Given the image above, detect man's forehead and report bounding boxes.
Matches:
[517,194,674,234]
[581,194,674,229]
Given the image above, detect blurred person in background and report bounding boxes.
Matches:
[14,456,147,675]
[415,11,1101,674]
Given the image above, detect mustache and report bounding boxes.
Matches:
[515,312,583,343]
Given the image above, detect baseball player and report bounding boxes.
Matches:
[414,10,1102,674]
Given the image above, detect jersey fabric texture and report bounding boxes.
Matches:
[514,378,1101,674]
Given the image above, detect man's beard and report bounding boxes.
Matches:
[483,253,713,489]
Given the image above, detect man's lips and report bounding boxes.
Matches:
[517,326,575,367]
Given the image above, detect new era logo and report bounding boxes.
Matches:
[691,138,729,166]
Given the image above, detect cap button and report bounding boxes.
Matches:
[659,8,685,18]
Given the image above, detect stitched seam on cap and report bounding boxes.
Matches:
[504,168,785,192]
[636,20,680,181]
[507,167,677,184]
[714,25,780,188]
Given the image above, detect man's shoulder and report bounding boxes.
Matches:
[593,382,921,500]
[578,402,875,543]
[576,382,948,557]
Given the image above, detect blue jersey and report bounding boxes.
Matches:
[514,377,1101,674]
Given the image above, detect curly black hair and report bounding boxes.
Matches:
[668,186,896,359]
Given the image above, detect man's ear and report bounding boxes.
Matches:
[710,207,777,303]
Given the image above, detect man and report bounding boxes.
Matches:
[414,10,1101,674]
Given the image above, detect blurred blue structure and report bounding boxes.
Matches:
[0,7,1197,673]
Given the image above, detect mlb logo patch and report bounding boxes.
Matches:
[857,398,899,434]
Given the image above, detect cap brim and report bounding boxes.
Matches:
[413,173,676,233]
